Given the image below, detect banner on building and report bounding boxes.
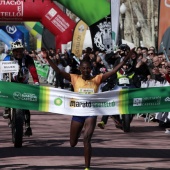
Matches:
[158,0,170,53]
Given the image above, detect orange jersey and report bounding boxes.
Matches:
[70,74,103,94]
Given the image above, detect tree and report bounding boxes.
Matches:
[121,0,159,49]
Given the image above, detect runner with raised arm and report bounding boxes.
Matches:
[42,48,135,170]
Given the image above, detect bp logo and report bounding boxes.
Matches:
[54,98,63,106]
[13,92,21,100]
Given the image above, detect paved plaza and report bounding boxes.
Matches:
[0,109,169,170]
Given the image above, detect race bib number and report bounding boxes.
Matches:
[79,88,94,94]
[119,77,130,85]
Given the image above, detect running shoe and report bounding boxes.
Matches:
[97,121,105,129]
[165,129,170,134]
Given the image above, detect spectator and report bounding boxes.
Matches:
[142,47,148,57]
[136,46,143,55]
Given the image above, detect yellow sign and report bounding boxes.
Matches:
[71,20,88,58]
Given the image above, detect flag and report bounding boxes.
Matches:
[55,0,110,26]
[71,20,88,58]
[111,0,120,50]
[158,0,170,53]
[90,15,112,53]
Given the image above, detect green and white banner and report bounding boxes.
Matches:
[0,81,170,116]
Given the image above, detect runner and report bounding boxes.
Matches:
[42,47,135,170]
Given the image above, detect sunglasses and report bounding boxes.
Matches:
[148,53,153,55]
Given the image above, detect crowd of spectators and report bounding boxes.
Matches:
[27,45,170,131]
[27,45,170,89]
[24,46,170,89]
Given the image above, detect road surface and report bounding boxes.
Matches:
[0,108,169,170]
